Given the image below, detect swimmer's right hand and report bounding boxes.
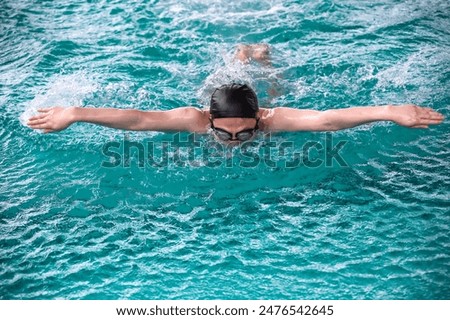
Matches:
[27,106,76,133]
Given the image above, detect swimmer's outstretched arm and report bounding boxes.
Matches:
[27,106,208,133]
[264,105,444,132]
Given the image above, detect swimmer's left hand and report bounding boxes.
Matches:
[388,104,445,128]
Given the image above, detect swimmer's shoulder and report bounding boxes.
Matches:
[180,106,210,133]
[258,107,277,131]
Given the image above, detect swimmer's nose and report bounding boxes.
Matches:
[225,139,242,146]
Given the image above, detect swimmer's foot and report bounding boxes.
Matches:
[235,44,271,66]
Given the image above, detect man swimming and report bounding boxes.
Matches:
[27,45,444,144]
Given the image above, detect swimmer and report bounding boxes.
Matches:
[27,44,444,145]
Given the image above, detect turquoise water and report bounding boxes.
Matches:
[1,0,449,299]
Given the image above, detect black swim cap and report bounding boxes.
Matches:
[210,83,259,118]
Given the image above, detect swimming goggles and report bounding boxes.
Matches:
[209,118,259,142]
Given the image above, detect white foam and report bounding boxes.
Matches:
[20,72,99,128]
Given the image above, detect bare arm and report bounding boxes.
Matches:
[263,105,444,132]
[27,106,209,133]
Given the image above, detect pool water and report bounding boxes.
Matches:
[1,0,449,299]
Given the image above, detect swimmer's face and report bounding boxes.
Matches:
[210,117,259,146]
